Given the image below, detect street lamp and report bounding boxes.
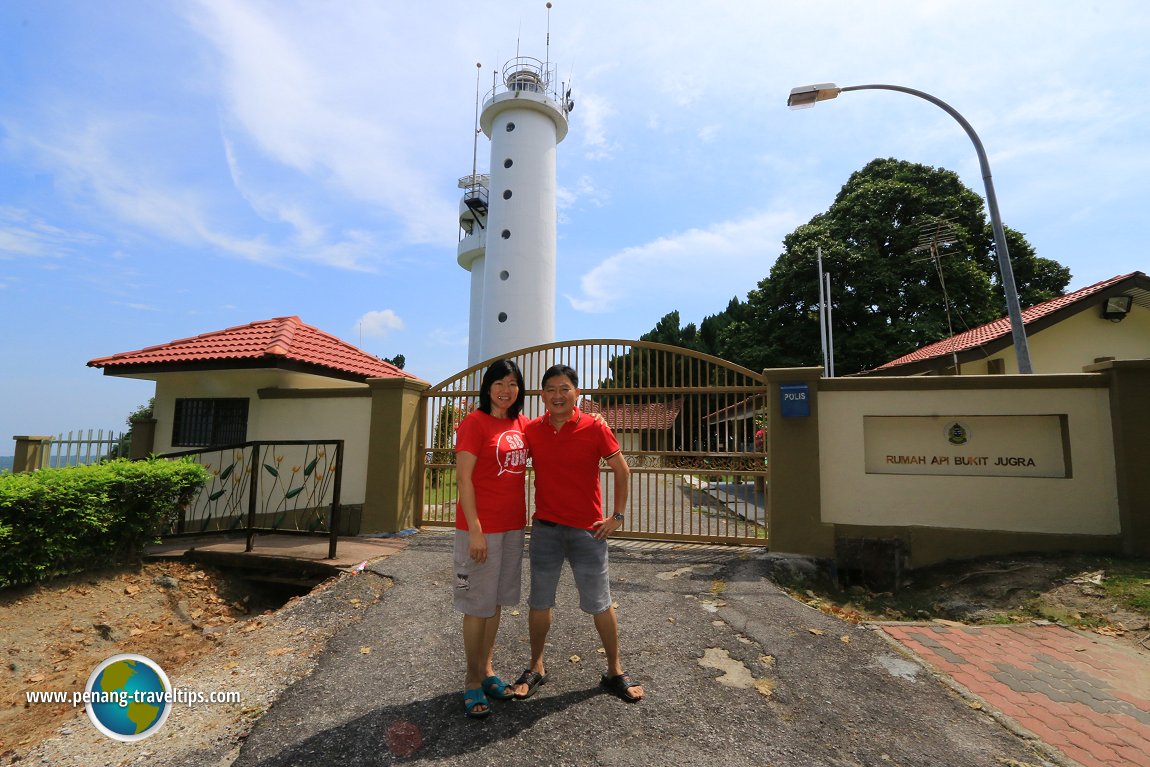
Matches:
[788,82,1034,374]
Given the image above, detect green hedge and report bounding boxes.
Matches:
[0,458,210,588]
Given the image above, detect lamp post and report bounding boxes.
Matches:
[788,83,1033,374]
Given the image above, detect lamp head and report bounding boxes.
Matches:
[1101,294,1133,322]
[788,83,842,109]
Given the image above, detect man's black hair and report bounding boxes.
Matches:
[540,363,579,389]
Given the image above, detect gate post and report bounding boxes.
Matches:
[128,418,157,460]
[11,436,53,473]
[763,368,835,558]
[1088,359,1150,556]
[363,376,430,533]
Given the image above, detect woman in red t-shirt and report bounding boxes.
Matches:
[453,358,529,718]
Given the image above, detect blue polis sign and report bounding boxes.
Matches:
[780,383,810,417]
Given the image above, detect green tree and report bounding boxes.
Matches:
[694,158,1070,374]
[110,398,156,459]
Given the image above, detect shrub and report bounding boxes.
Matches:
[0,458,210,588]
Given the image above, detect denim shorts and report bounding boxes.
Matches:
[528,520,611,615]
[453,528,524,618]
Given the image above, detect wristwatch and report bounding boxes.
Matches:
[611,513,625,522]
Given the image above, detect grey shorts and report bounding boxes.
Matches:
[528,520,611,614]
[453,528,525,618]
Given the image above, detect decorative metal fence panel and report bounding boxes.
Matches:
[37,429,126,468]
[159,440,344,556]
[419,340,769,546]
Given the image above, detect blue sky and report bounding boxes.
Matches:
[2,0,1148,446]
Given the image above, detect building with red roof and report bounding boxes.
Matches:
[865,272,1150,376]
[88,316,414,383]
[87,317,427,532]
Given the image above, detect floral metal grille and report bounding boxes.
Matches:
[160,440,344,554]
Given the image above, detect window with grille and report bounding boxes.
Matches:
[172,398,250,447]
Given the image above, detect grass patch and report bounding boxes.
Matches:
[1099,559,1150,613]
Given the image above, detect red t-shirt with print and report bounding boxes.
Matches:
[454,410,529,533]
[524,408,621,530]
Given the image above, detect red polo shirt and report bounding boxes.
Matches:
[525,408,621,530]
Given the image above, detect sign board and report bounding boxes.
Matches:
[863,415,1069,478]
[780,384,810,417]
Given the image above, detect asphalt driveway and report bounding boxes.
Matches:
[228,532,1057,767]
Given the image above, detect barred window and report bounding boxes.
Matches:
[172,398,249,447]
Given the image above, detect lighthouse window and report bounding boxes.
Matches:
[501,229,511,239]
[505,122,515,132]
[504,158,513,168]
[500,270,509,281]
[497,312,508,322]
[503,189,512,200]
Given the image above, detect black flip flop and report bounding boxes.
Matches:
[600,672,643,702]
[512,669,548,699]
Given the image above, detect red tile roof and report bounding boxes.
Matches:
[876,273,1142,371]
[88,316,414,381]
[580,398,683,431]
[702,394,767,424]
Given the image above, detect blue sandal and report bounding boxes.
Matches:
[481,675,514,700]
[463,687,490,718]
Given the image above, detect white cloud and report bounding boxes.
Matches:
[697,125,721,143]
[189,0,458,246]
[427,326,470,348]
[574,92,617,160]
[357,309,405,338]
[567,207,802,314]
[558,175,609,212]
[0,206,98,260]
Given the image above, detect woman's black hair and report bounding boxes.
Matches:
[478,358,525,418]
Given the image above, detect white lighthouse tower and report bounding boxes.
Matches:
[457,35,571,367]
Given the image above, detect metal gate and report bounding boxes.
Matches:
[418,340,768,545]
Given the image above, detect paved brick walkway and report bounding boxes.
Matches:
[881,623,1150,767]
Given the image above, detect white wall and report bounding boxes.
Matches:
[818,381,1120,535]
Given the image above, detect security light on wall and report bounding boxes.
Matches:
[1101,295,1133,321]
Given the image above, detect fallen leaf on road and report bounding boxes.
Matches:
[360,646,372,654]
[266,647,292,657]
[808,628,825,636]
[569,655,581,663]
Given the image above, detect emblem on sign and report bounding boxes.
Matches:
[945,421,969,446]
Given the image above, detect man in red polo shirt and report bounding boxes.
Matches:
[510,363,645,703]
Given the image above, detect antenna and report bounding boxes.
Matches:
[472,62,481,180]
[909,216,962,372]
[545,2,552,74]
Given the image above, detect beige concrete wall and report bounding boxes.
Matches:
[150,370,363,454]
[1026,304,1150,373]
[148,370,372,504]
[257,392,372,505]
[961,303,1150,375]
[818,376,1118,536]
